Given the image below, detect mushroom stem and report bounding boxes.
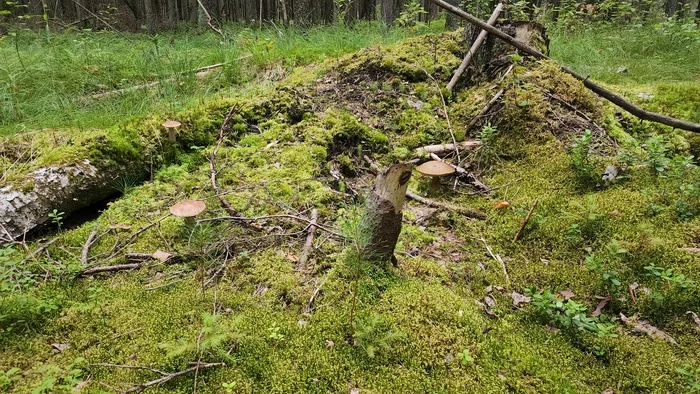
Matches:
[168,129,177,143]
[430,176,442,190]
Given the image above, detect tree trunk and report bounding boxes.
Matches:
[358,163,413,263]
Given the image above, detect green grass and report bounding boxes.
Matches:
[0,22,443,135]
[550,22,700,84]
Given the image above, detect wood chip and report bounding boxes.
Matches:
[592,298,609,317]
[51,343,70,352]
[560,289,575,300]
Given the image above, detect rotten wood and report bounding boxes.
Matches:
[514,199,538,242]
[359,163,413,262]
[429,0,700,133]
[406,190,486,219]
[297,209,318,270]
[446,2,504,91]
[415,140,481,155]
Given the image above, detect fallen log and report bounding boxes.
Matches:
[430,0,700,134]
[0,161,124,243]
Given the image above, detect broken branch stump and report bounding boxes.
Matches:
[359,163,413,263]
[446,2,504,91]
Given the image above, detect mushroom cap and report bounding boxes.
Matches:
[162,120,182,128]
[170,200,206,217]
[415,160,455,177]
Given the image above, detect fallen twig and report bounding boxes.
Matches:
[197,215,344,238]
[81,229,98,264]
[414,140,481,156]
[195,0,226,41]
[297,209,319,270]
[209,105,242,217]
[21,238,58,263]
[430,0,700,133]
[97,362,224,394]
[466,89,504,132]
[304,276,327,315]
[80,262,148,276]
[406,190,486,219]
[513,199,538,242]
[479,237,510,286]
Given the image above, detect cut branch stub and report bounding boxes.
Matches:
[359,163,413,263]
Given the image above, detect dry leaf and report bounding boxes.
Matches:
[484,295,497,308]
[511,291,531,307]
[284,253,299,263]
[609,210,621,217]
[602,389,614,394]
[560,289,575,300]
[325,339,334,349]
[407,98,424,110]
[592,298,609,317]
[110,224,131,230]
[620,313,678,345]
[152,250,172,262]
[297,320,307,328]
[51,343,70,352]
[494,201,510,209]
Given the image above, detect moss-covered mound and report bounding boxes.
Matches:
[1,30,700,393]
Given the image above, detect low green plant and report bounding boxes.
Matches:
[222,381,238,393]
[0,245,37,293]
[268,324,286,343]
[644,263,695,290]
[525,287,618,337]
[585,241,628,297]
[677,364,700,393]
[456,349,474,365]
[475,122,500,167]
[569,129,597,185]
[31,358,85,394]
[0,367,20,391]
[643,135,670,174]
[396,0,427,28]
[48,209,64,230]
[159,312,240,363]
[353,314,405,359]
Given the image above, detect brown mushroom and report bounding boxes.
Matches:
[415,160,455,190]
[162,120,181,143]
[170,199,206,226]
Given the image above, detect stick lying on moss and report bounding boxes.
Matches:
[406,190,486,220]
[430,0,700,134]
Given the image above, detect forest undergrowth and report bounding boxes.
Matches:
[0,19,700,393]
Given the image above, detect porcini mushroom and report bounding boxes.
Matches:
[415,160,455,190]
[170,200,206,226]
[162,120,181,143]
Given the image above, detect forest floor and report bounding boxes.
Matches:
[1,21,700,393]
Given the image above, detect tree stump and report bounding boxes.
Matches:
[358,163,413,263]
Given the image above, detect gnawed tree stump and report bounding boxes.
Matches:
[359,163,413,263]
[0,160,122,243]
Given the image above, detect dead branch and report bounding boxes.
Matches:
[466,89,504,132]
[197,215,344,238]
[80,262,148,276]
[20,238,58,263]
[514,199,538,242]
[110,362,224,394]
[406,190,486,219]
[447,2,504,91]
[89,363,168,376]
[297,209,318,270]
[195,0,226,41]
[209,105,242,217]
[430,0,700,133]
[81,229,99,264]
[478,236,510,286]
[304,276,327,315]
[429,153,490,192]
[415,140,481,155]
